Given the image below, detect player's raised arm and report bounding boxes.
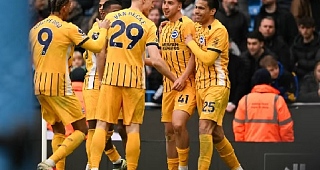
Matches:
[78,19,110,53]
[185,27,227,66]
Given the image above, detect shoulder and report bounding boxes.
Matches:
[104,10,122,21]
[143,18,157,31]
[181,16,194,25]
[64,21,81,32]
[210,19,227,34]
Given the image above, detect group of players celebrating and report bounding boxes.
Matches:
[30,0,244,169]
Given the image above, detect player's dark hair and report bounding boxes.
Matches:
[247,31,265,42]
[48,0,70,13]
[205,0,219,11]
[103,0,122,10]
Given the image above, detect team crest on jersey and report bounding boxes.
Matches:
[199,35,205,45]
[171,30,179,39]
[92,32,99,40]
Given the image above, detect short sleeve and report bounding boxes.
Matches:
[68,23,89,46]
[207,27,228,53]
[146,23,159,47]
[182,21,196,39]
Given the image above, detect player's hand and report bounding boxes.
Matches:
[158,21,169,35]
[172,77,186,92]
[226,102,236,112]
[318,89,320,97]
[96,18,110,29]
[185,34,193,44]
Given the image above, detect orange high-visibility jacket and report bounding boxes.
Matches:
[233,84,294,142]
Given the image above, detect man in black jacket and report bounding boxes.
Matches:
[227,51,247,112]
[241,31,277,93]
[258,16,291,70]
[216,0,248,52]
[290,17,320,81]
[254,0,298,46]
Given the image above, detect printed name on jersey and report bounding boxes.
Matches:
[199,35,205,45]
[171,30,179,39]
[92,32,99,40]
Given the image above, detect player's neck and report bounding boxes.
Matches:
[130,3,143,13]
[202,18,215,28]
[168,12,183,22]
[50,12,63,20]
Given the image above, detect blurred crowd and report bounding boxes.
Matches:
[30,0,320,111]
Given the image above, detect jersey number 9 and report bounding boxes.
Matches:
[37,28,53,55]
[109,20,144,49]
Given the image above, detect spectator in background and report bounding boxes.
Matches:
[67,0,89,33]
[31,0,50,26]
[241,31,276,93]
[254,0,298,46]
[258,16,291,70]
[72,50,86,71]
[277,0,293,10]
[181,0,195,18]
[260,55,298,103]
[290,17,320,81]
[233,68,294,142]
[297,61,320,102]
[148,7,162,27]
[227,40,247,113]
[216,0,248,52]
[291,0,320,33]
[237,0,249,23]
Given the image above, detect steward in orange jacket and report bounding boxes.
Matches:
[233,68,294,142]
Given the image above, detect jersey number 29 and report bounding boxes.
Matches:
[37,28,53,55]
[109,20,144,49]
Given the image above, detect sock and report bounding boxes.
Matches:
[198,134,213,170]
[215,137,240,170]
[167,158,179,170]
[86,129,95,167]
[126,133,140,170]
[105,145,121,163]
[176,147,189,167]
[44,159,55,167]
[49,130,85,164]
[52,133,66,170]
[90,128,107,168]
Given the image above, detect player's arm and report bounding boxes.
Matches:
[186,28,227,66]
[144,58,153,66]
[146,24,177,83]
[97,45,107,82]
[180,22,196,80]
[72,19,110,53]
[180,54,195,80]
[147,45,176,83]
